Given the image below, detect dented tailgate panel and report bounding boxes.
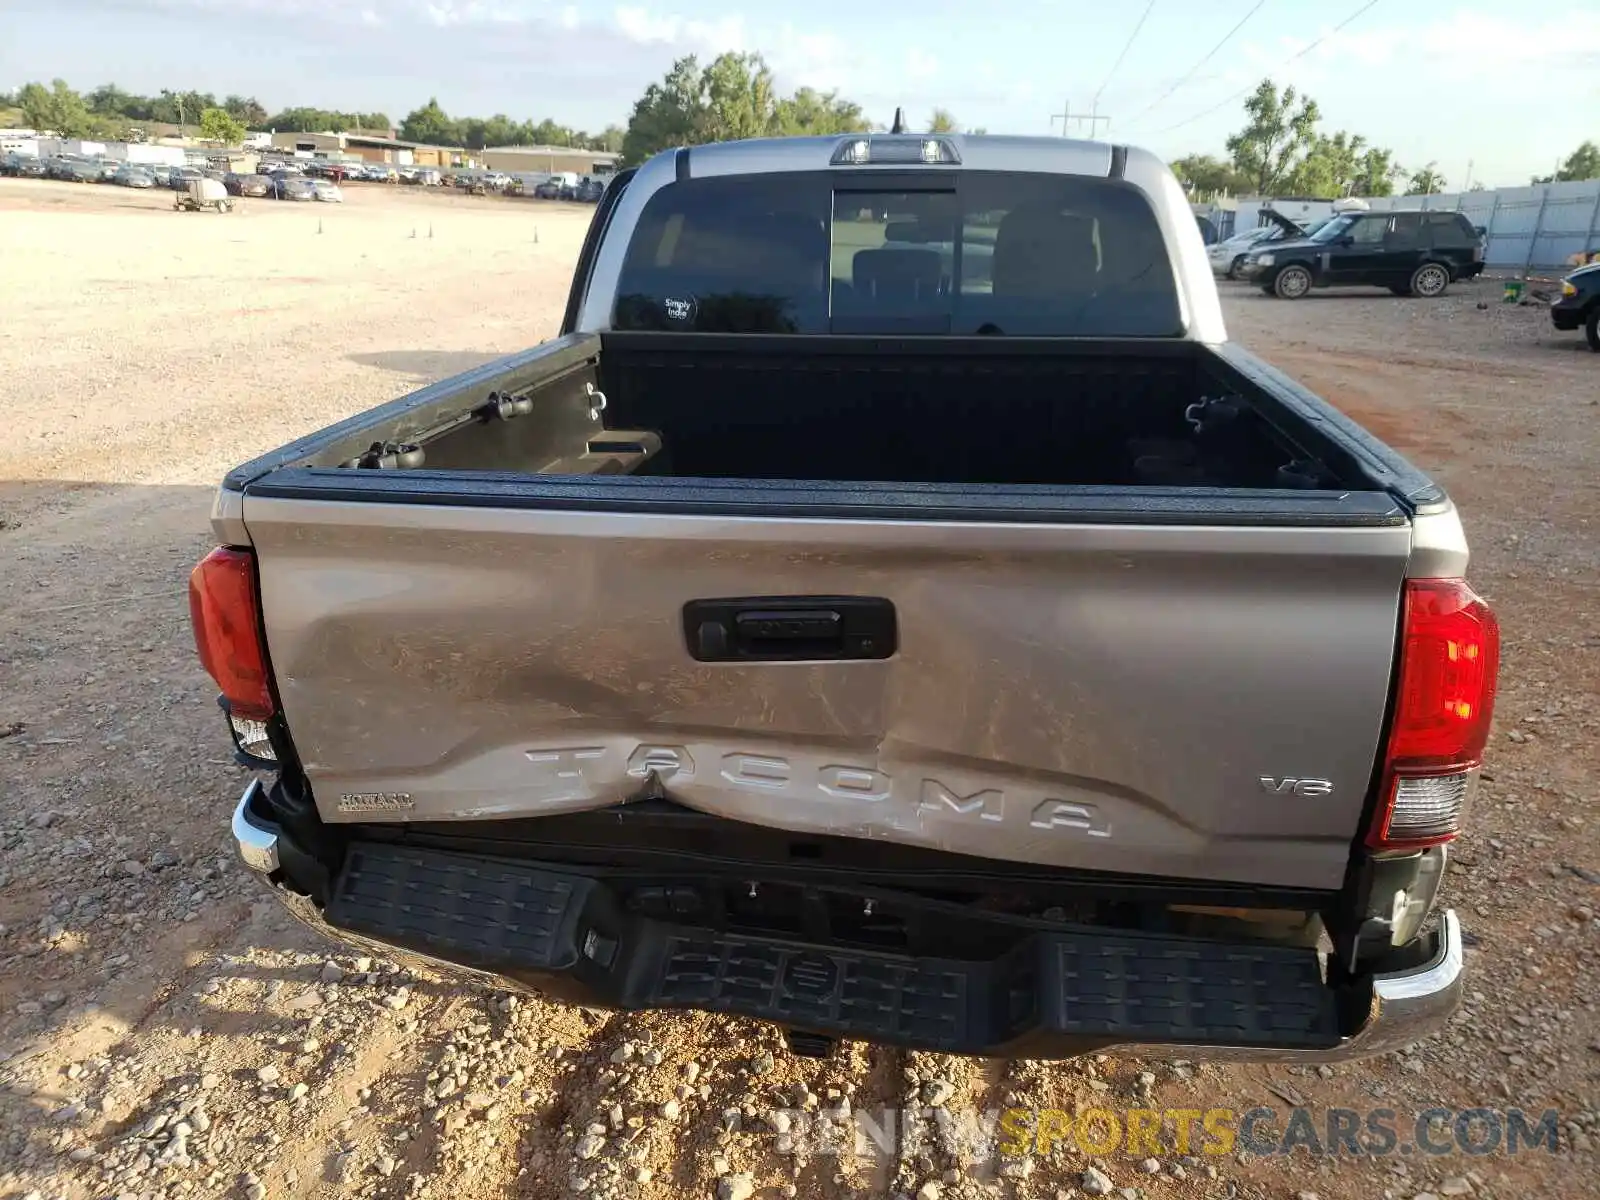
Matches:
[243,495,1409,890]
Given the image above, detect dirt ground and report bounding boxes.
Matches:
[1,177,1595,1200]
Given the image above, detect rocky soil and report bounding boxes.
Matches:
[1,179,1595,1199]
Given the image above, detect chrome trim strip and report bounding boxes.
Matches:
[232,779,280,874]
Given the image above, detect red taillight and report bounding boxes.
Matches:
[189,547,274,721]
[1368,578,1500,851]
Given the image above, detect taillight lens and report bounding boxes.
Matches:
[1368,579,1500,851]
[189,547,274,722]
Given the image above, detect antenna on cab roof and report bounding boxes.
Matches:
[890,107,906,135]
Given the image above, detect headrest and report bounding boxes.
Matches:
[992,205,1100,299]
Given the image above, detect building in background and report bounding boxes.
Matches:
[27,137,186,167]
[268,130,466,168]
[480,145,620,177]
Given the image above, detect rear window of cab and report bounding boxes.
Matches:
[613,171,1183,337]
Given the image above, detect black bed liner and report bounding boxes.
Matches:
[225,331,1444,524]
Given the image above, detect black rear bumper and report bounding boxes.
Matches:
[233,780,1464,1062]
[327,840,1343,1057]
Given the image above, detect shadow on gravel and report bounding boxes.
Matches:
[346,349,505,380]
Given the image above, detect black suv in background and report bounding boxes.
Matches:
[1551,262,1600,351]
[1241,209,1486,299]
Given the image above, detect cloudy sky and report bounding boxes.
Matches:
[3,1,1597,186]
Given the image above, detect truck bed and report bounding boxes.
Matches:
[231,331,1441,513]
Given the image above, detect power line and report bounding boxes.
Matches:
[1122,0,1268,130]
[1093,0,1158,112]
[1141,0,1384,136]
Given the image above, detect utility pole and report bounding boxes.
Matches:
[1048,100,1111,140]
[1048,99,1073,137]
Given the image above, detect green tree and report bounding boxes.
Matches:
[1287,130,1368,197]
[622,53,870,165]
[531,118,574,145]
[1170,152,1251,196]
[927,108,959,133]
[595,124,626,153]
[265,107,361,133]
[1533,140,1600,184]
[1406,161,1447,194]
[773,87,869,136]
[199,106,247,145]
[1225,79,1320,195]
[622,55,708,164]
[1351,147,1399,197]
[87,82,136,116]
[698,52,778,143]
[399,97,463,146]
[18,79,95,137]
[223,94,269,128]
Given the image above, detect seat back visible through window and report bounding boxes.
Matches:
[851,248,945,301]
[992,206,1100,300]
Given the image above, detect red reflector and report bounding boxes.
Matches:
[1369,578,1500,850]
[188,547,274,721]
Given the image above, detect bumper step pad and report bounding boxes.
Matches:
[326,842,1341,1056]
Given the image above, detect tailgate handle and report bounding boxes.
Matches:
[683,597,896,663]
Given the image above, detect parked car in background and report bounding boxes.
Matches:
[532,179,562,200]
[574,177,605,203]
[15,156,51,179]
[1208,227,1276,278]
[51,156,102,182]
[270,175,318,201]
[1,152,24,176]
[97,158,122,182]
[1240,209,1487,299]
[224,172,273,197]
[171,167,205,192]
[312,180,344,203]
[1551,261,1600,351]
[114,164,156,188]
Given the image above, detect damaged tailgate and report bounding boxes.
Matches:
[240,482,1411,891]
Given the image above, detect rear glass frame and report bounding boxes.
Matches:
[612,170,1184,338]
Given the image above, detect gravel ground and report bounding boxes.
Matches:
[1,179,1595,1200]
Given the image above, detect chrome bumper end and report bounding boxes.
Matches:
[232,779,280,875]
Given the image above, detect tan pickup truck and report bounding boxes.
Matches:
[193,133,1497,1062]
